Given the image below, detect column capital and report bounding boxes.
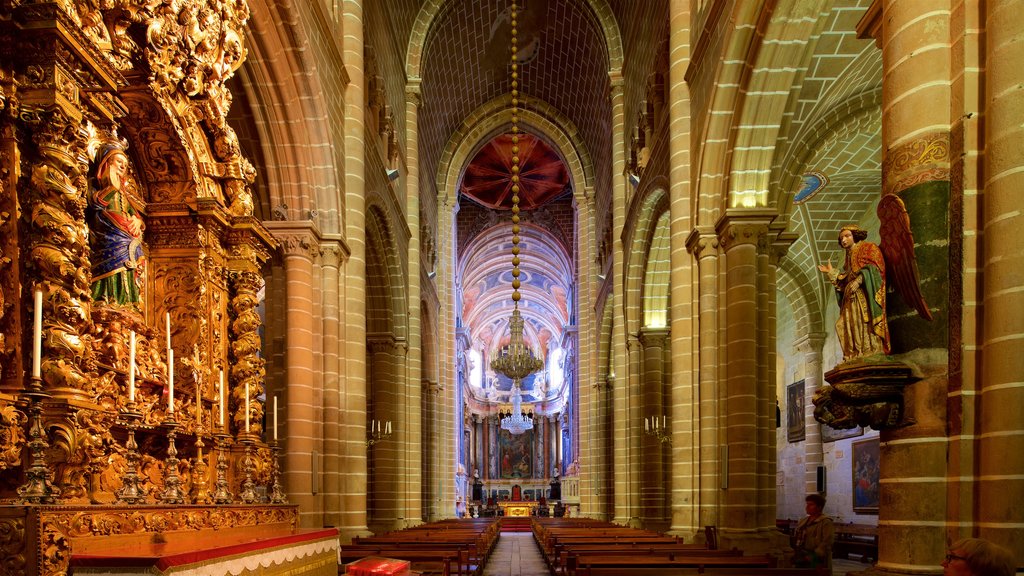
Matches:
[794,332,827,356]
[770,232,799,264]
[685,227,719,258]
[715,209,776,251]
[319,238,348,268]
[367,333,405,355]
[406,78,422,106]
[266,221,321,260]
[638,327,671,348]
[422,378,443,396]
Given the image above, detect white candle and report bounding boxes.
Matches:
[662,415,666,429]
[165,312,171,351]
[128,331,136,402]
[167,349,174,413]
[219,371,225,427]
[196,376,201,424]
[244,381,250,432]
[386,420,391,435]
[32,289,42,379]
[273,395,278,440]
[644,417,649,431]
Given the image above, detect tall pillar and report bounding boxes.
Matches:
[639,328,669,529]
[687,230,720,536]
[269,227,322,526]
[320,242,345,528]
[794,333,826,497]
[668,0,697,540]
[715,212,773,551]
[980,0,1024,557]
[436,196,458,519]
[339,0,369,542]
[422,379,442,520]
[403,80,424,528]
[575,193,599,517]
[868,1,952,570]
[368,335,402,532]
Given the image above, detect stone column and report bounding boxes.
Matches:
[422,379,441,520]
[608,68,638,526]
[320,242,344,528]
[715,212,772,550]
[639,328,669,529]
[339,0,370,543]
[436,196,458,518]
[687,229,721,536]
[575,192,599,516]
[367,335,402,532]
[270,227,321,526]
[980,0,1024,555]
[794,333,826,497]
[869,2,952,570]
[403,80,424,528]
[668,0,697,539]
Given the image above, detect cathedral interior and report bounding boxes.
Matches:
[0,0,1022,575]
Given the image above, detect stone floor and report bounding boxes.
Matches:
[478,533,874,576]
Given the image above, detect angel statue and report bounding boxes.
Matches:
[817,195,932,362]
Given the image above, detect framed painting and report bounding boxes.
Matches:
[499,428,534,479]
[852,438,880,514]
[822,423,863,443]
[787,380,806,443]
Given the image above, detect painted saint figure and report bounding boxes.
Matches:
[818,226,889,360]
[88,144,146,305]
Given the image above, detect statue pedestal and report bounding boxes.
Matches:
[813,359,921,430]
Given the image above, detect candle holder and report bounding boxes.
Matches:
[212,432,234,504]
[268,440,287,504]
[643,415,672,444]
[191,424,212,504]
[158,417,186,504]
[115,404,146,504]
[366,419,393,447]
[16,376,60,504]
[237,434,258,504]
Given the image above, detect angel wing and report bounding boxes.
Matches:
[877,194,933,321]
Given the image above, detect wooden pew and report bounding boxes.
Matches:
[833,523,877,562]
[572,554,774,576]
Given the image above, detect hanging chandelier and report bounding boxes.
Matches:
[492,0,542,436]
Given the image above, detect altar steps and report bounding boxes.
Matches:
[500,517,533,532]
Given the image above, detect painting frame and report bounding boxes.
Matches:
[786,380,806,443]
[852,438,880,514]
[498,428,534,479]
[821,423,863,443]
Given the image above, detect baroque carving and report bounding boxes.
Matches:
[21,106,95,399]
[229,270,265,436]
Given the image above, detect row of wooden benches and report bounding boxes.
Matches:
[339,518,499,576]
[532,518,829,576]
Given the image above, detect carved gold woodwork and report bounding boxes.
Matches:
[0,0,278,516]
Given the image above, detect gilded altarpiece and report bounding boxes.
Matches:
[0,1,282,574]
